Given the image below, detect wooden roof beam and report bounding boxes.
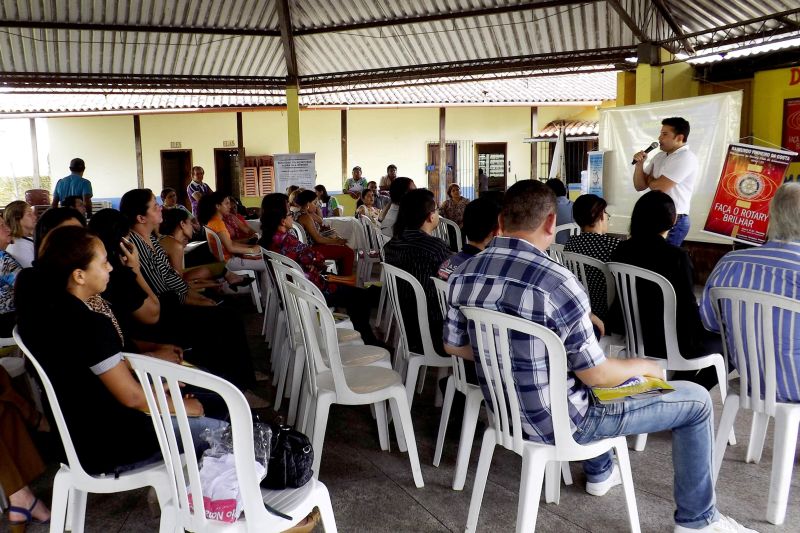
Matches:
[294,0,599,36]
[0,20,281,37]
[652,0,695,54]
[606,0,648,43]
[276,0,299,84]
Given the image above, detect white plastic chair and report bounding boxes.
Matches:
[460,307,640,533]
[433,216,463,252]
[125,353,338,533]
[607,262,732,451]
[284,282,424,488]
[381,263,452,407]
[270,258,390,432]
[561,251,624,355]
[430,277,486,490]
[290,221,307,244]
[204,226,263,313]
[554,222,580,244]
[12,328,177,533]
[710,288,800,525]
[546,243,565,265]
[356,215,384,286]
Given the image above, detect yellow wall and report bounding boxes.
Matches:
[348,108,438,187]
[46,103,602,200]
[447,106,533,185]
[753,66,800,183]
[47,115,138,198]
[139,112,237,192]
[661,62,700,101]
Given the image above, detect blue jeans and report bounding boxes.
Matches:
[573,381,719,529]
[666,215,690,247]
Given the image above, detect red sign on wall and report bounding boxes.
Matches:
[703,143,794,245]
[783,98,800,160]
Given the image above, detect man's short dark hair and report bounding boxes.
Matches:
[501,180,556,233]
[61,195,83,209]
[119,188,155,226]
[394,188,435,237]
[389,177,414,204]
[69,157,86,172]
[662,117,690,142]
[387,164,397,171]
[545,178,567,197]
[463,197,501,243]
[630,190,676,238]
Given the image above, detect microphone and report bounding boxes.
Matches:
[631,142,659,165]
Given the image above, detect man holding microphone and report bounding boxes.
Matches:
[632,117,698,247]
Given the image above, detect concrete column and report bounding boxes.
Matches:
[286,85,300,153]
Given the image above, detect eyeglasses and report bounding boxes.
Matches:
[604,210,611,219]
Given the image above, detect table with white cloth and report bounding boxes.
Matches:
[324,217,366,251]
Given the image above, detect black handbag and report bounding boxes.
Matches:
[261,423,314,489]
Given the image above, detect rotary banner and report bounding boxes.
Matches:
[703,143,796,245]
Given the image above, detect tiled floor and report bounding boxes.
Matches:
[4,297,799,532]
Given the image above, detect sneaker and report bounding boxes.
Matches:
[585,463,622,496]
[674,515,758,533]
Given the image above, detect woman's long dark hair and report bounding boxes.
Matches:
[394,188,436,238]
[630,190,676,239]
[88,208,131,270]
[314,184,330,203]
[572,194,607,229]
[258,193,289,247]
[159,208,191,237]
[33,207,87,260]
[197,192,226,226]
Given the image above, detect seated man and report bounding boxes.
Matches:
[438,195,501,281]
[700,183,800,401]
[384,188,450,354]
[444,179,753,533]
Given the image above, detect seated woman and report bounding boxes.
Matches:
[91,207,260,400]
[609,190,721,390]
[259,193,379,345]
[4,201,37,268]
[158,208,253,291]
[1,365,51,529]
[564,194,620,321]
[15,226,225,476]
[439,183,469,227]
[293,189,354,277]
[0,217,22,337]
[380,177,415,238]
[196,192,268,287]
[223,196,257,243]
[314,184,340,217]
[355,188,381,223]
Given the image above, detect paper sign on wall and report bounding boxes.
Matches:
[587,151,605,197]
[273,153,316,193]
[702,143,796,245]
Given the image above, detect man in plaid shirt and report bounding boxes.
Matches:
[443,180,754,533]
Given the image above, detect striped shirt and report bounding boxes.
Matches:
[444,236,606,444]
[700,240,800,402]
[129,231,189,304]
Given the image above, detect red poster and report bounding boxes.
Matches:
[703,143,794,245]
[783,98,800,160]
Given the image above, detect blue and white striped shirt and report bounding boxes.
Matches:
[444,236,606,444]
[700,240,800,402]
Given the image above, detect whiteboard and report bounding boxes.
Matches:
[599,92,742,244]
[274,153,316,193]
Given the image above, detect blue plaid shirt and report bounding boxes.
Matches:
[444,236,606,444]
[700,240,800,402]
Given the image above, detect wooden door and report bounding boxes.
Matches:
[214,148,240,198]
[426,143,457,202]
[160,150,193,208]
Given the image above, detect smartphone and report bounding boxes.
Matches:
[121,236,134,251]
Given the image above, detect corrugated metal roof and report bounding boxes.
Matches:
[0,1,796,90]
[0,71,616,114]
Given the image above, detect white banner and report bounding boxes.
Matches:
[599,92,742,243]
[274,153,316,193]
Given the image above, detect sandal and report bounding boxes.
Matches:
[8,497,51,530]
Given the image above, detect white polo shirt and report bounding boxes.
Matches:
[643,144,698,215]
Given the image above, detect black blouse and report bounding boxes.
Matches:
[16,269,160,475]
